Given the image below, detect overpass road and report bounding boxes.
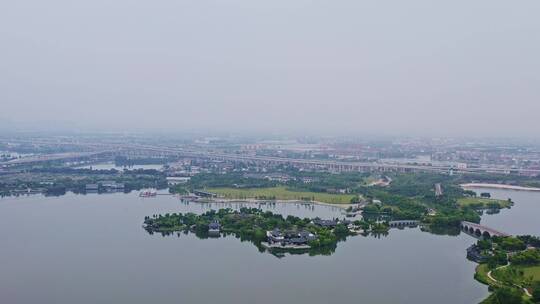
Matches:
[2,143,539,176]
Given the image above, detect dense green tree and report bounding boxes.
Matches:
[532,281,540,303]
[478,239,492,250]
[490,287,523,304]
[498,237,527,251]
[510,249,540,265]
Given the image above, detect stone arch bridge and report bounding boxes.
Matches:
[389,220,419,228]
[460,221,510,238]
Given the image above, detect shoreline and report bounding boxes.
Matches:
[460,183,540,192]
[191,197,356,210]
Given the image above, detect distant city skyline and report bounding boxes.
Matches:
[1,1,539,137]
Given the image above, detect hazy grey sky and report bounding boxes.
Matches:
[1,1,539,136]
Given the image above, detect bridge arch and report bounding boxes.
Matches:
[460,221,510,238]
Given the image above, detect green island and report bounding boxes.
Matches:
[457,197,514,210]
[0,166,168,197]
[470,236,540,303]
[170,171,497,227]
[143,208,378,256]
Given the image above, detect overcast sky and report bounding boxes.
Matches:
[1,1,539,137]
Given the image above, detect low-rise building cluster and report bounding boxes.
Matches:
[266,228,318,247]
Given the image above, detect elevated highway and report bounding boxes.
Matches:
[0,151,111,166]
[2,142,539,176]
[125,145,540,175]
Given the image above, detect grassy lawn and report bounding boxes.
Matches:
[476,264,539,303]
[475,264,499,287]
[207,186,356,204]
[522,265,540,281]
[457,197,512,209]
[492,265,540,289]
[494,265,540,281]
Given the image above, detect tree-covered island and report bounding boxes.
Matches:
[167,171,519,231]
[143,208,381,256]
[470,235,540,303]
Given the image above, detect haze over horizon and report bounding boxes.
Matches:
[1,1,539,137]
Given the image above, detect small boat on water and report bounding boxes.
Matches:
[139,189,157,197]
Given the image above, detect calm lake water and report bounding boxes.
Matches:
[468,187,540,235]
[1,188,538,304]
